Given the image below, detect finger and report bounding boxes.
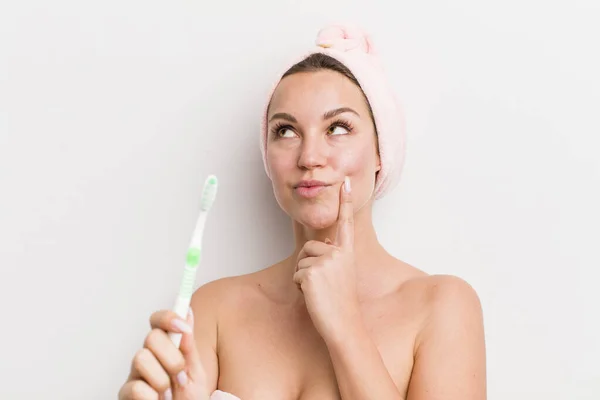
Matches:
[335,176,354,249]
[297,240,330,261]
[150,310,193,335]
[119,380,159,400]
[297,256,319,271]
[179,307,207,386]
[144,329,186,378]
[293,268,309,288]
[131,348,171,393]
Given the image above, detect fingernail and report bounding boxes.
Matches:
[177,370,188,386]
[171,319,192,334]
[188,306,195,325]
[164,388,172,400]
[344,176,351,193]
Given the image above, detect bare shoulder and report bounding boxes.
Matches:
[191,270,263,309]
[424,274,483,327]
[398,273,483,316]
[400,274,487,399]
[186,269,276,390]
[190,264,281,316]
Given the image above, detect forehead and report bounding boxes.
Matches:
[268,70,370,118]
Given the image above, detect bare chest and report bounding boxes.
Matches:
[216,297,418,400]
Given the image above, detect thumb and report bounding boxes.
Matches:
[179,307,207,386]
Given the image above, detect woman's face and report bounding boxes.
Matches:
[266,69,381,229]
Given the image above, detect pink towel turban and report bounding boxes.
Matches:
[259,24,407,199]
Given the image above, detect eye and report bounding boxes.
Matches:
[327,119,354,136]
[271,123,298,139]
[328,124,351,136]
[278,127,297,138]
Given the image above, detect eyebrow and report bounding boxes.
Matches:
[268,107,360,123]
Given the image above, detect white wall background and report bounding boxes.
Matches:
[1,1,598,398]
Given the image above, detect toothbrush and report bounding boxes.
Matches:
[168,175,218,348]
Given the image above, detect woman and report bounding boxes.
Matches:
[118,24,486,400]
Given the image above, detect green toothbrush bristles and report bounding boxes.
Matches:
[200,175,218,211]
[180,248,200,298]
[186,247,201,267]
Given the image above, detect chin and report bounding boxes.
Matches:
[292,203,338,230]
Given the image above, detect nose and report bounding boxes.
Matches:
[297,134,328,170]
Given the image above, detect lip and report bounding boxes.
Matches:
[295,180,329,188]
[294,180,331,198]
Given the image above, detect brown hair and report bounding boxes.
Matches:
[278,53,377,132]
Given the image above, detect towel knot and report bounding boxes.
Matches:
[315,25,375,54]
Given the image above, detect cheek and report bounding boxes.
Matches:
[266,147,304,218]
[266,148,296,195]
[334,143,377,180]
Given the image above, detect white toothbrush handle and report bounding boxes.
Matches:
[168,174,217,349]
[169,216,204,349]
[169,295,192,348]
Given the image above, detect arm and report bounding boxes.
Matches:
[326,275,486,400]
[325,321,405,400]
[294,181,406,399]
[406,275,487,400]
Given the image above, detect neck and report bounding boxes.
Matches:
[286,206,391,293]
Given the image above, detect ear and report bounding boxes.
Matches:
[374,141,382,173]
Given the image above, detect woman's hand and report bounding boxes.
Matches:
[293,177,363,342]
[118,308,210,400]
